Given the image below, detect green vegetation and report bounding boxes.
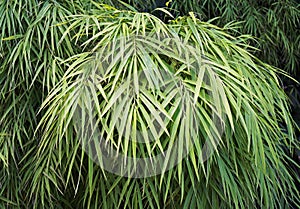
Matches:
[0,0,299,208]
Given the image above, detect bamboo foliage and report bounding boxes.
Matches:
[0,1,299,208]
[170,0,300,73]
[111,0,300,73]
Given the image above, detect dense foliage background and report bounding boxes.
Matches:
[0,0,299,208]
